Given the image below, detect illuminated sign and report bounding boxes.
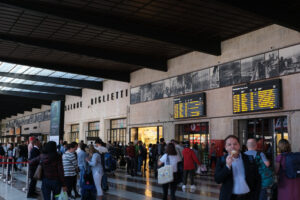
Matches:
[233,79,282,113]
[174,93,206,119]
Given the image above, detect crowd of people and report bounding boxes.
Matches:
[0,135,300,200]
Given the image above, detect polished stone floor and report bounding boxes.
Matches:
[0,167,220,200]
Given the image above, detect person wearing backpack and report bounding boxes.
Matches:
[245,138,273,200]
[275,139,300,200]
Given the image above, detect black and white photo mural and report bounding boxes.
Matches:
[130,86,141,104]
[192,68,209,92]
[130,44,300,104]
[191,71,200,92]
[279,44,300,75]
[184,73,192,94]
[140,84,152,102]
[151,80,164,100]
[209,66,219,89]
[219,60,241,87]
[163,78,171,98]
[6,110,51,128]
[170,75,184,96]
[241,54,265,83]
[265,50,279,78]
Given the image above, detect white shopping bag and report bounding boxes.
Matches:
[157,155,174,184]
[158,165,174,184]
[196,166,201,174]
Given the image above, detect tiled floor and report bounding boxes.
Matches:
[0,167,220,200]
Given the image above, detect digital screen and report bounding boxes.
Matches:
[233,79,282,113]
[174,93,206,119]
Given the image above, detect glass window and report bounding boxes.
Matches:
[88,122,99,131]
[71,124,79,132]
[111,119,127,129]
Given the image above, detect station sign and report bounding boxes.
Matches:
[174,93,206,119]
[232,79,282,114]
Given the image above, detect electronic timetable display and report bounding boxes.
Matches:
[232,79,282,114]
[174,93,206,119]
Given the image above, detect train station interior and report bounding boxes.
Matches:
[0,1,299,200]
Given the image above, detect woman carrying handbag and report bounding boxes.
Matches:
[30,141,67,200]
[157,143,180,200]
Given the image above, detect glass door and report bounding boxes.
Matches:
[238,116,288,168]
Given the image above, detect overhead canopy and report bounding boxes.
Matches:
[0,62,103,120]
[0,0,298,120]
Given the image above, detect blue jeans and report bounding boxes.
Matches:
[16,157,23,169]
[137,156,143,172]
[259,188,268,200]
[79,166,85,187]
[41,178,62,200]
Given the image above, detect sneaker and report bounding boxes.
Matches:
[182,185,187,192]
[190,185,196,193]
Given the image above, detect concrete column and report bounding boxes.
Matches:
[79,122,85,143]
[290,111,300,151]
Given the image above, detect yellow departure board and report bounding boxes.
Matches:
[174,93,206,119]
[232,79,282,114]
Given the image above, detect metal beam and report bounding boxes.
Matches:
[0,103,42,109]
[0,104,39,109]
[0,97,51,107]
[0,33,167,72]
[0,90,64,101]
[216,0,300,32]
[0,56,130,82]
[0,81,82,96]
[0,0,221,55]
[0,98,51,105]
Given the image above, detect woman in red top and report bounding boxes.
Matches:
[182,142,201,192]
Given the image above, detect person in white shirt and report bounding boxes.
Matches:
[158,143,180,200]
[86,144,104,200]
[94,138,108,154]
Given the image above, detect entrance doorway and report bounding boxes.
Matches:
[130,126,163,148]
[176,122,210,165]
[238,116,288,167]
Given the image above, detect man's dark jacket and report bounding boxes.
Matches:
[28,147,40,178]
[214,153,260,200]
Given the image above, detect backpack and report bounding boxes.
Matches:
[255,152,274,188]
[82,169,97,200]
[83,169,95,186]
[284,152,300,179]
[100,152,117,172]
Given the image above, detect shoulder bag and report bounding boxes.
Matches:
[158,155,174,184]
